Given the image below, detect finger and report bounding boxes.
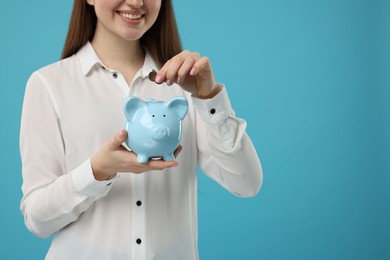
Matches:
[165,57,186,85]
[109,130,128,149]
[156,51,194,85]
[173,145,183,158]
[190,56,211,76]
[146,159,178,171]
[162,52,190,86]
[170,51,199,81]
[155,59,172,84]
[177,56,198,84]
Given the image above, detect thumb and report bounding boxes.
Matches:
[110,130,128,148]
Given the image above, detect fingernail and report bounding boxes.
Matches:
[166,79,173,86]
[176,77,182,84]
[155,74,162,83]
[190,68,196,76]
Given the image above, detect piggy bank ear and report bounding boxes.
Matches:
[166,97,188,120]
[123,96,146,120]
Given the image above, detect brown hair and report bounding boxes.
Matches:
[61,0,182,67]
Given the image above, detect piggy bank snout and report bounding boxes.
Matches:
[152,125,170,141]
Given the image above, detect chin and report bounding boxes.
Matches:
[119,30,146,42]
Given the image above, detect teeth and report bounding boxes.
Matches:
[120,13,142,20]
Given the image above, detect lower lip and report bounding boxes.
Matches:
[118,13,144,25]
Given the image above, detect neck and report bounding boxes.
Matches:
[91,28,144,74]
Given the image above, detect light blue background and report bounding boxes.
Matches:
[1,0,389,259]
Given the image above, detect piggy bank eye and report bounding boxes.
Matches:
[163,115,166,117]
[152,115,155,117]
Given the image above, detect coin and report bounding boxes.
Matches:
[149,70,157,82]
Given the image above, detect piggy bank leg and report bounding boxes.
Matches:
[137,154,149,163]
[163,154,175,161]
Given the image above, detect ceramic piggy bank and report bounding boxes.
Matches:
[123,96,188,163]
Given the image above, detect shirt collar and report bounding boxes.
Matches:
[140,49,157,78]
[77,42,158,78]
[77,42,102,76]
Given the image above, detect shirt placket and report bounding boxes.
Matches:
[113,72,147,258]
[131,173,146,259]
[101,66,130,96]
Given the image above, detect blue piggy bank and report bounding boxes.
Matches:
[123,96,188,163]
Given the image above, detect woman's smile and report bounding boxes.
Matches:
[117,10,145,25]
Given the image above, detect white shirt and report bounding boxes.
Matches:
[20,42,262,260]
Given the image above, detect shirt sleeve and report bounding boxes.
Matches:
[19,72,115,238]
[192,84,263,197]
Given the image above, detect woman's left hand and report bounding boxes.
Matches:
[155,50,221,99]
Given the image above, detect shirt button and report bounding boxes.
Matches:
[136,239,142,244]
[112,73,118,79]
[136,201,142,206]
[210,108,216,114]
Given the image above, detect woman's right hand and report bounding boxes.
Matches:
[91,130,181,181]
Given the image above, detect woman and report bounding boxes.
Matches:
[20,0,263,259]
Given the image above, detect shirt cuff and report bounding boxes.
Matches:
[71,158,117,197]
[191,84,235,125]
